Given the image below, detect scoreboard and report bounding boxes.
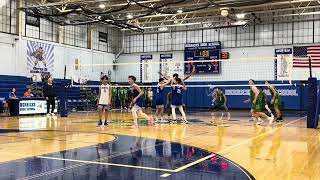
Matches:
[184,42,221,74]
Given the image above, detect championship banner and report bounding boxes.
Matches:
[274,48,293,81]
[140,54,153,83]
[27,41,54,74]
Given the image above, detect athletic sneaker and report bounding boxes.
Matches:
[183,119,189,124]
[104,120,109,126]
[268,117,274,125]
[256,118,264,125]
[256,120,263,125]
[130,124,139,129]
[46,113,51,117]
[97,120,103,126]
[270,113,274,118]
[276,117,284,122]
[160,118,167,123]
[51,113,56,116]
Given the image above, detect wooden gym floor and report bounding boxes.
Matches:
[0,110,319,180]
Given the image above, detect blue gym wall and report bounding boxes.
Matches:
[0,75,309,110]
[153,80,308,110]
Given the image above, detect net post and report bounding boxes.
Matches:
[308,56,312,78]
[307,77,317,128]
[314,84,320,128]
[60,79,68,117]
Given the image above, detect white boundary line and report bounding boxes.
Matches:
[172,116,305,173]
[14,116,305,179]
[35,156,176,172]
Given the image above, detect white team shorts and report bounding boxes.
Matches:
[98,104,111,111]
[171,105,183,109]
[156,105,164,108]
[131,104,142,113]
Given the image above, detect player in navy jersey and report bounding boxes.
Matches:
[154,78,171,123]
[171,78,188,124]
[159,65,196,118]
[128,76,154,128]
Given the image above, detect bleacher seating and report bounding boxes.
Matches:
[0,75,98,113]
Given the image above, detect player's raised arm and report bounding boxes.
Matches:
[158,71,170,80]
[161,77,173,88]
[183,65,196,81]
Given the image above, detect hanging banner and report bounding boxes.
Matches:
[274,48,293,81]
[27,41,54,74]
[160,53,182,78]
[140,54,153,83]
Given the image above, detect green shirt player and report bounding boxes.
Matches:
[211,88,230,122]
[245,80,274,125]
[244,87,257,121]
[265,81,283,122]
[118,87,128,111]
[111,85,118,108]
[258,87,274,118]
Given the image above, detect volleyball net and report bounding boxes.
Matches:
[64,57,310,114]
[68,56,293,88]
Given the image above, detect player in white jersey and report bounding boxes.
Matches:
[97,75,112,126]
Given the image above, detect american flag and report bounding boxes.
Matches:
[293,46,320,68]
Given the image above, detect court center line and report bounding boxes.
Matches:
[173,117,305,173]
[36,156,176,172]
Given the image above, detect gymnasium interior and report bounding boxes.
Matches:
[0,0,320,179]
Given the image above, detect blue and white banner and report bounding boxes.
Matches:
[19,99,58,115]
[274,48,293,81]
[27,41,54,74]
[140,54,153,83]
[159,53,182,78]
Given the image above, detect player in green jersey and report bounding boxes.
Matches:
[211,88,230,122]
[246,80,274,125]
[265,81,283,122]
[258,86,274,118]
[118,87,128,111]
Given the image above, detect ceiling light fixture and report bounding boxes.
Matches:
[231,20,247,26]
[99,3,106,9]
[159,26,168,31]
[177,9,183,13]
[127,14,133,19]
[220,7,229,17]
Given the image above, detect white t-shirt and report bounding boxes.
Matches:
[99,84,110,105]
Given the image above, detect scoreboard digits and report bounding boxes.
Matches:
[195,50,210,57]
